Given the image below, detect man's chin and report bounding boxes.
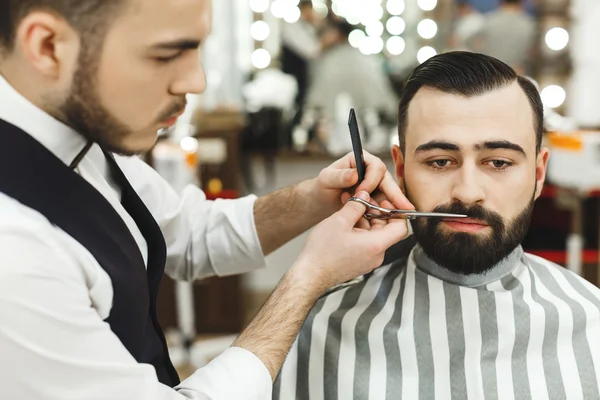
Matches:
[103,131,159,157]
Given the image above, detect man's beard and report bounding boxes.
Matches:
[52,44,186,156]
[408,184,536,275]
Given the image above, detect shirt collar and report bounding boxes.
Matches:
[0,73,89,166]
[411,244,524,288]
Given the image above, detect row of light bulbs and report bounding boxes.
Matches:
[249,0,441,68]
[249,0,570,110]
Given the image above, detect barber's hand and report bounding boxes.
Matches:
[292,191,409,292]
[309,150,414,219]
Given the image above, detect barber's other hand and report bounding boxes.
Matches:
[292,191,409,292]
[309,150,414,219]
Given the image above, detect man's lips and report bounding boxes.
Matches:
[161,110,185,126]
[442,217,489,233]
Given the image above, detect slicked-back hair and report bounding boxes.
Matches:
[397,51,543,154]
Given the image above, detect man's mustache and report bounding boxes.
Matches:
[158,100,187,122]
[432,202,504,229]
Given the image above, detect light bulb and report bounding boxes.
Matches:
[417,0,437,11]
[417,46,436,63]
[249,0,270,13]
[545,27,569,51]
[251,21,270,41]
[541,85,566,108]
[251,49,271,69]
[349,29,366,48]
[417,19,437,39]
[386,36,406,55]
[386,16,405,35]
[386,0,405,15]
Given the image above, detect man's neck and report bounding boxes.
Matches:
[0,64,47,114]
[412,245,524,288]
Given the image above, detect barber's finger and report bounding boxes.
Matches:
[355,216,371,230]
[336,191,370,227]
[329,152,355,169]
[319,167,358,189]
[340,191,352,205]
[354,153,387,194]
[378,199,396,210]
[362,172,414,211]
[368,216,409,249]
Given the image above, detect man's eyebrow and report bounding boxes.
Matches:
[475,140,527,157]
[414,140,460,154]
[152,39,202,51]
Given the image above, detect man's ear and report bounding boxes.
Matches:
[534,147,550,200]
[16,11,79,79]
[391,144,406,189]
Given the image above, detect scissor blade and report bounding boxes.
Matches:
[349,197,468,220]
[402,212,468,219]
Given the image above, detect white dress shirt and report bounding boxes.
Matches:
[0,74,272,400]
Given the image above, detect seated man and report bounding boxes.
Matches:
[274,52,600,399]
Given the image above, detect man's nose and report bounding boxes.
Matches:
[450,166,486,205]
[170,52,206,95]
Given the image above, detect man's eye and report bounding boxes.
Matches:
[487,160,513,169]
[155,53,181,64]
[428,159,451,168]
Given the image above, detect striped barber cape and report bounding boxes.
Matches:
[274,236,600,400]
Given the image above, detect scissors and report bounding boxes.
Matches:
[347,108,467,221]
[348,196,467,220]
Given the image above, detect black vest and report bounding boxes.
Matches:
[0,119,180,387]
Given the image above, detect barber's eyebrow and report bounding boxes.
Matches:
[152,39,202,51]
[474,140,527,157]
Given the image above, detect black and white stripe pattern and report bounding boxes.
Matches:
[274,244,600,400]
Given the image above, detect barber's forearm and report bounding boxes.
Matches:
[231,262,324,380]
[254,179,325,256]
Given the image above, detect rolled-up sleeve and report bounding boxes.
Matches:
[117,156,267,281]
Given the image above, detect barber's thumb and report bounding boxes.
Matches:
[339,191,370,225]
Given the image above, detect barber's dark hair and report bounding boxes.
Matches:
[0,0,124,52]
[397,51,543,154]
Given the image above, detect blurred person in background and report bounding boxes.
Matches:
[448,0,485,52]
[480,0,536,75]
[281,0,321,128]
[303,18,397,147]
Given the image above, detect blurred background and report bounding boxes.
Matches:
[147,0,600,377]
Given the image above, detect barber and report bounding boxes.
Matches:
[0,0,412,399]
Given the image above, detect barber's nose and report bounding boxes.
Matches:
[170,54,206,95]
[450,167,485,205]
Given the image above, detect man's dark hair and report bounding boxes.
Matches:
[0,0,124,52]
[397,51,543,154]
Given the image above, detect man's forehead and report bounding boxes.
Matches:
[118,0,211,42]
[405,82,536,149]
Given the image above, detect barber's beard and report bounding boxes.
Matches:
[407,184,536,275]
[52,44,186,156]
[56,45,137,156]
